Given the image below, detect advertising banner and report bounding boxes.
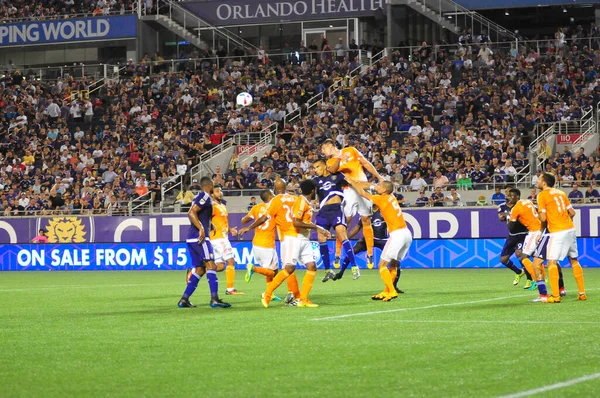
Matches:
[0,15,137,47]
[181,0,386,26]
[1,207,599,244]
[2,238,599,271]
[556,134,582,145]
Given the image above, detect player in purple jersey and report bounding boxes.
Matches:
[178,176,231,309]
[312,159,358,282]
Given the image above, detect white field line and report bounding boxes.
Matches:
[497,372,600,398]
[319,319,600,325]
[0,282,181,293]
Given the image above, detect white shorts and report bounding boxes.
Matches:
[281,236,318,266]
[343,186,373,218]
[252,246,278,270]
[212,238,234,264]
[522,230,542,256]
[546,228,578,261]
[381,228,413,263]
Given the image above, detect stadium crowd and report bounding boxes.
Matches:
[0,0,135,21]
[1,28,600,216]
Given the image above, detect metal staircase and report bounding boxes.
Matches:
[394,0,517,42]
[140,0,259,53]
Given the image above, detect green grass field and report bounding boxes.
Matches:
[1,269,599,397]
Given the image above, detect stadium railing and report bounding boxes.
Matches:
[0,8,136,24]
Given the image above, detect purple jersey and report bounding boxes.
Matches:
[186,191,212,241]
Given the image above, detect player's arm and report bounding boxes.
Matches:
[238,215,267,235]
[498,207,509,222]
[345,178,374,201]
[506,204,520,230]
[240,208,254,224]
[358,155,385,182]
[293,216,331,238]
[564,195,576,219]
[537,194,547,223]
[188,204,205,241]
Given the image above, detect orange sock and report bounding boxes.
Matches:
[521,258,535,280]
[541,265,547,279]
[226,264,235,289]
[363,224,374,256]
[266,270,289,297]
[390,267,397,283]
[287,272,300,298]
[548,262,560,297]
[300,270,317,301]
[254,267,275,279]
[379,267,395,293]
[571,260,586,294]
[335,238,342,258]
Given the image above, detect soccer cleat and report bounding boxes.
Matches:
[333,256,341,269]
[322,270,336,283]
[395,287,405,294]
[288,299,300,307]
[577,293,587,301]
[226,289,244,295]
[382,292,398,302]
[371,291,387,300]
[352,266,361,280]
[560,288,567,297]
[545,295,561,304]
[261,292,282,302]
[177,298,196,308]
[185,268,192,283]
[332,272,343,281]
[244,264,254,283]
[513,270,525,286]
[297,300,319,308]
[529,295,548,303]
[524,281,537,291]
[366,256,374,270]
[283,292,296,305]
[209,298,231,308]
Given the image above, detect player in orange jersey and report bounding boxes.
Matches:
[211,186,244,295]
[537,172,587,303]
[241,189,282,302]
[346,178,412,302]
[238,178,304,305]
[506,188,542,295]
[321,139,385,269]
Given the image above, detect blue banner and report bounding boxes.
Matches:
[0,15,137,47]
[1,239,599,271]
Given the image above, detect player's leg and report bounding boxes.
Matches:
[318,229,335,282]
[334,238,343,268]
[565,230,586,300]
[335,219,359,279]
[334,238,366,280]
[375,229,409,301]
[298,246,319,307]
[247,247,276,283]
[360,214,375,269]
[385,229,412,300]
[545,233,563,303]
[557,264,566,297]
[390,259,404,294]
[205,257,231,308]
[262,238,296,308]
[179,242,207,308]
[499,236,524,285]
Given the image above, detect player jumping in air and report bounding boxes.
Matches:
[536,172,586,303]
[178,177,231,309]
[211,186,244,295]
[346,179,412,302]
[498,187,535,289]
[312,159,358,282]
[333,207,404,293]
[241,189,282,301]
[321,139,385,270]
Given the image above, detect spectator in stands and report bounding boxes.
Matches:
[568,184,584,204]
[415,190,429,207]
[430,187,445,207]
[491,187,506,206]
[31,229,48,243]
[409,172,428,192]
[445,188,464,207]
[585,185,600,203]
[247,197,257,211]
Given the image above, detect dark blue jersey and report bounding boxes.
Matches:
[186,191,212,240]
[498,203,527,235]
[314,173,345,207]
[371,211,389,241]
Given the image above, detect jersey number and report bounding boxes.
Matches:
[284,204,293,223]
[554,195,567,214]
[389,197,402,216]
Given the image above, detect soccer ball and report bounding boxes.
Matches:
[236,92,253,107]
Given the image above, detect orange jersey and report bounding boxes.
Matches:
[267,193,297,238]
[509,199,541,232]
[330,147,368,182]
[537,188,574,233]
[292,195,314,239]
[246,203,276,248]
[371,194,407,233]
[210,201,229,239]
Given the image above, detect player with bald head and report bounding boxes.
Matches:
[346,178,413,302]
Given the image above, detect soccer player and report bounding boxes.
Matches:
[346,178,412,302]
[321,139,385,269]
[333,207,404,294]
[211,186,244,295]
[241,189,282,301]
[506,188,540,286]
[536,172,587,303]
[312,159,358,282]
[178,177,230,308]
[530,230,566,302]
[497,188,535,289]
[238,178,303,304]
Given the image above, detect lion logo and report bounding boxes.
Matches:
[46,217,87,243]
